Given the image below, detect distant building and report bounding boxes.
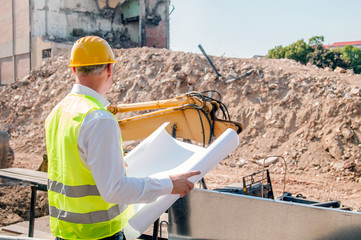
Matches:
[323,40,361,50]
[252,55,265,58]
[0,0,170,85]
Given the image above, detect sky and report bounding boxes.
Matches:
[169,0,361,58]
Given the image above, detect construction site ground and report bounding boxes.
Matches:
[1,47,361,236]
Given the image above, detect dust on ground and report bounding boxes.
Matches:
[1,47,361,226]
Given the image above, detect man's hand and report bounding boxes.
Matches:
[169,171,201,198]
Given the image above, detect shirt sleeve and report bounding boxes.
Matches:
[77,109,173,204]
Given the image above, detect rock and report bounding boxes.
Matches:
[204,73,216,82]
[145,67,156,76]
[141,53,151,61]
[252,156,280,167]
[332,161,345,171]
[346,69,354,75]
[236,159,247,168]
[311,160,321,167]
[334,67,346,73]
[322,132,344,160]
[181,63,192,76]
[268,83,278,89]
[342,152,351,160]
[341,127,353,140]
[351,120,360,130]
[321,166,330,173]
[187,74,200,85]
[344,161,355,170]
[242,85,251,95]
[253,120,264,130]
[350,87,360,96]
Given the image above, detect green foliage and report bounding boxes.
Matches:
[267,36,361,74]
[267,40,312,64]
[267,45,286,59]
[284,40,313,64]
[308,36,324,47]
[338,45,361,74]
[307,45,349,70]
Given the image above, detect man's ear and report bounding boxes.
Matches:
[107,64,112,77]
[72,67,76,75]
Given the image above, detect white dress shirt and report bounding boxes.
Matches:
[71,84,173,204]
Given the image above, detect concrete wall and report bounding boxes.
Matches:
[32,0,109,38]
[31,0,139,43]
[144,0,169,48]
[0,57,14,85]
[0,0,30,85]
[0,1,13,59]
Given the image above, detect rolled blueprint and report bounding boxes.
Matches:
[123,122,239,239]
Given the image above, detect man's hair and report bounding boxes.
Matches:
[75,64,108,76]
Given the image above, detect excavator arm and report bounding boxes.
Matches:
[107,91,243,146]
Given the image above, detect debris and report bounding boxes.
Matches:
[1,46,361,215]
[334,67,346,73]
[198,44,222,80]
[250,156,280,167]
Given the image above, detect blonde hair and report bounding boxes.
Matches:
[75,64,108,76]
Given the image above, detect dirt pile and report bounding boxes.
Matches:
[1,47,361,219]
[0,182,48,227]
[1,47,361,176]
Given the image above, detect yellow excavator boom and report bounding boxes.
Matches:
[107,92,242,145]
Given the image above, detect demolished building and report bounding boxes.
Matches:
[0,0,170,84]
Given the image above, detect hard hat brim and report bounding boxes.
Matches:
[68,60,118,68]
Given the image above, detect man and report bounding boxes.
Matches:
[45,36,200,240]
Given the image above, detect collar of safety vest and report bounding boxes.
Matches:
[71,84,110,107]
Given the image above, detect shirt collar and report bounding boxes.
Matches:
[71,84,110,107]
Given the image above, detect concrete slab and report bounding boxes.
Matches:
[0,216,52,239]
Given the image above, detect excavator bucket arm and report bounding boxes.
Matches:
[107,92,242,146]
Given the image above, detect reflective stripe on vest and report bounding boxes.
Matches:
[45,94,133,239]
[48,179,100,198]
[49,204,124,224]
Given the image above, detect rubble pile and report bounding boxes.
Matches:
[1,47,361,179]
[1,47,361,219]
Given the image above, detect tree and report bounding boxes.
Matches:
[267,39,313,64]
[267,45,286,59]
[338,45,361,74]
[284,39,313,64]
[266,36,361,74]
[308,36,324,47]
[266,39,313,64]
[307,45,349,70]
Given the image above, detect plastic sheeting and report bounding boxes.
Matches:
[123,123,240,239]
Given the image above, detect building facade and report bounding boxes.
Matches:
[0,0,170,85]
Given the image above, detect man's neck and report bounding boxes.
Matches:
[75,75,105,96]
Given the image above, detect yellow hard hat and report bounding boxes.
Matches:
[68,36,118,67]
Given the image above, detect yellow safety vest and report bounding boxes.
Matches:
[45,94,132,239]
